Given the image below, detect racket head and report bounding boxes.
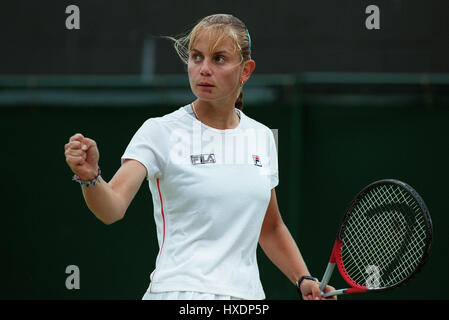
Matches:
[333,179,433,294]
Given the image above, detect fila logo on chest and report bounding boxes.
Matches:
[191,153,216,165]
[190,153,264,166]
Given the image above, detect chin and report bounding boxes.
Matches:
[194,91,218,101]
[194,89,236,103]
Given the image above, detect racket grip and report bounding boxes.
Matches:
[320,262,335,292]
[321,289,346,298]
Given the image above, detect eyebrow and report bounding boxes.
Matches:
[191,48,231,55]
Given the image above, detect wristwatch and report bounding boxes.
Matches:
[296,275,319,299]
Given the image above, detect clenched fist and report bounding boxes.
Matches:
[65,133,100,181]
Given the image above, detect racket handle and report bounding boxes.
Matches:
[321,289,346,298]
[320,262,336,292]
[321,287,366,298]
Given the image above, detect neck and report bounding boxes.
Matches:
[192,100,240,130]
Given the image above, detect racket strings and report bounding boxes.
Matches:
[341,184,428,289]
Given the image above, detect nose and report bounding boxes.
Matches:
[199,58,212,76]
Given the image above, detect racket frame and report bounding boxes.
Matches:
[319,179,433,298]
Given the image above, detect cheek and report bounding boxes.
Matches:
[221,68,241,86]
[187,63,195,76]
[187,64,198,84]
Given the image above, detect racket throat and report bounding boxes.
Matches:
[319,239,342,293]
[320,262,367,297]
[320,262,352,297]
[320,262,336,293]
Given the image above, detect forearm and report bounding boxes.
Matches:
[81,177,126,225]
[259,222,311,285]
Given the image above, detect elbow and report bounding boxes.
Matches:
[100,210,126,225]
[102,219,115,226]
[262,219,284,235]
[259,220,284,243]
[88,196,127,225]
[102,216,122,225]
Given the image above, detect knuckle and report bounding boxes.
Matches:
[86,139,96,148]
[70,133,83,141]
[66,157,74,166]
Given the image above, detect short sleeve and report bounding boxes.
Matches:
[268,128,279,189]
[121,119,165,180]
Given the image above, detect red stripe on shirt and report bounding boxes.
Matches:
[149,178,166,293]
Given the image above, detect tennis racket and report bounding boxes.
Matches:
[319,179,433,298]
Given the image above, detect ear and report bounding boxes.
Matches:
[240,59,256,83]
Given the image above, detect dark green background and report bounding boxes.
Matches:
[0,73,447,299]
[1,0,448,300]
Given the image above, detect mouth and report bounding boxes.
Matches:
[198,82,215,88]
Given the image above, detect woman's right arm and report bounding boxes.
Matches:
[65,133,147,225]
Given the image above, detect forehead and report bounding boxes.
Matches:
[190,28,238,55]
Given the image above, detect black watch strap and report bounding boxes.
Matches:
[296,275,319,299]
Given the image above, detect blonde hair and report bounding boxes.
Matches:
[166,14,252,109]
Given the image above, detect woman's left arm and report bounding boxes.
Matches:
[258,188,336,300]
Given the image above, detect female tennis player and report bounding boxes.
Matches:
[64,14,336,300]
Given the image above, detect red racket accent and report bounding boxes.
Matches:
[346,287,368,294]
[331,239,368,293]
[328,239,341,263]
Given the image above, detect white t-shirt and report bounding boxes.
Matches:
[121,104,279,300]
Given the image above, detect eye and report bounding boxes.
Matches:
[191,54,201,62]
[215,55,225,63]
